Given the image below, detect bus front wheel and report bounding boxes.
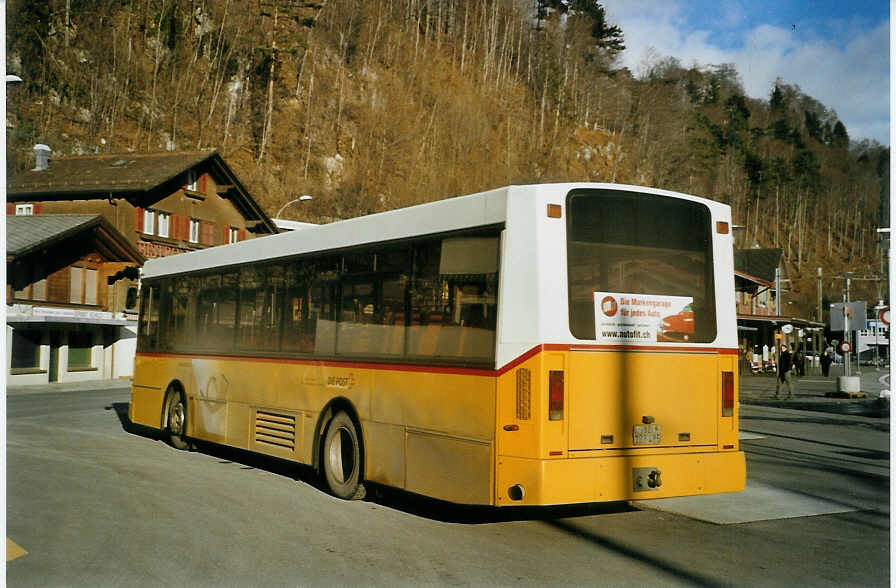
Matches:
[322,411,365,500]
[164,388,191,451]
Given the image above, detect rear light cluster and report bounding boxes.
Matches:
[722,371,734,417]
[549,370,564,420]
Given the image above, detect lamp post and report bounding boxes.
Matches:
[275,194,313,219]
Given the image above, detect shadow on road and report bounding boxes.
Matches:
[106,401,325,489]
[107,401,637,524]
[740,415,890,433]
[545,519,727,588]
[106,402,164,441]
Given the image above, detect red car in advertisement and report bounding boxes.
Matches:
[658,305,695,342]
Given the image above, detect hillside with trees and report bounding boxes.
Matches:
[7,0,889,318]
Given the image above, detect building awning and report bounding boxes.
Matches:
[7,305,136,327]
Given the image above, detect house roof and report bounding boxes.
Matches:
[6,214,144,263]
[734,270,774,289]
[8,151,212,195]
[734,248,783,283]
[7,150,278,234]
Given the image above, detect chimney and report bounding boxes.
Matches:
[33,144,51,171]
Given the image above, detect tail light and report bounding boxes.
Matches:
[722,371,734,417]
[549,370,564,420]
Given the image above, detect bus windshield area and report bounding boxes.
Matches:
[566,189,716,343]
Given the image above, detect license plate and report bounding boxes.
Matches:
[633,423,662,445]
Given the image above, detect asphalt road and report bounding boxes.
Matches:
[6,386,890,587]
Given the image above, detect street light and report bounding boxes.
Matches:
[275,194,312,219]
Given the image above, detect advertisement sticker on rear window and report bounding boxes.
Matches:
[593,292,694,344]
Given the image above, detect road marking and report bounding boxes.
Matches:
[7,538,28,561]
[739,431,765,440]
[632,480,856,525]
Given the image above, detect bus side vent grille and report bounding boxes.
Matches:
[516,368,531,420]
[254,410,296,451]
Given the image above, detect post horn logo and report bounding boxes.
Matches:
[601,296,619,317]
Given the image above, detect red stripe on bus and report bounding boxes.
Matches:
[136,344,739,378]
[564,344,739,355]
[136,352,496,377]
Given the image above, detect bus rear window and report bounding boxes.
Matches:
[566,189,716,343]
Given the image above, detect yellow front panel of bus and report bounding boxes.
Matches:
[568,351,718,451]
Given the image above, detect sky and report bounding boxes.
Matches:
[602,1,890,146]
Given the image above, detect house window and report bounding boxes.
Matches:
[31,278,47,301]
[143,209,155,235]
[70,267,83,303]
[189,219,200,243]
[84,268,98,305]
[11,330,42,370]
[70,266,98,305]
[187,172,199,192]
[228,227,239,244]
[68,332,93,369]
[158,212,170,238]
[15,204,33,216]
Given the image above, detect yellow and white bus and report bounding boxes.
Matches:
[130,183,745,505]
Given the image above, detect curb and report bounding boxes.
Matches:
[6,378,132,396]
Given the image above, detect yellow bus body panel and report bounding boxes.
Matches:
[568,351,718,451]
[133,346,743,507]
[494,347,745,505]
[496,451,745,505]
[131,353,496,505]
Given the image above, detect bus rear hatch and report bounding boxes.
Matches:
[568,350,719,451]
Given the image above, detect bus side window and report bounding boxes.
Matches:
[407,236,498,361]
[137,284,160,351]
[280,257,336,355]
[237,265,284,352]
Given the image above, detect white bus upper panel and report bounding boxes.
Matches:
[141,185,510,279]
[140,183,737,366]
[497,184,736,367]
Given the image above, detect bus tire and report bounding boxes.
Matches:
[321,411,365,500]
[164,388,191,451]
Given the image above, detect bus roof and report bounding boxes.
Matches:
[140,183,726,279]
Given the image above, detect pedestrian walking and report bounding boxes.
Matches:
[820,346,833,377]
[775,344,795,398]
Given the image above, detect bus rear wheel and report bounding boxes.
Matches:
[322,411,365,500]
[164,388,191,451]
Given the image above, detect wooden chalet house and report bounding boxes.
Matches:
[7,146,278,259]
[6,215,144,385]
[6,146,278,385]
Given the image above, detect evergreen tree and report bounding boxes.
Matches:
[542,0,625,53]
[831,121,849,149]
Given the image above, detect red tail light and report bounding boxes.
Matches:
[722,371,734,417]
[549,370,564,420]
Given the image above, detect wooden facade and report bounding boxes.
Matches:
[7,149,278,261]
[6,215,146,385]
[6,149,277,386]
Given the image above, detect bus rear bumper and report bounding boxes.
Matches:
[495,450,746,506]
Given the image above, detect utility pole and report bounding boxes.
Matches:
[817,267,823,323]
[843,274,851,378]
[775,267,781,316]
